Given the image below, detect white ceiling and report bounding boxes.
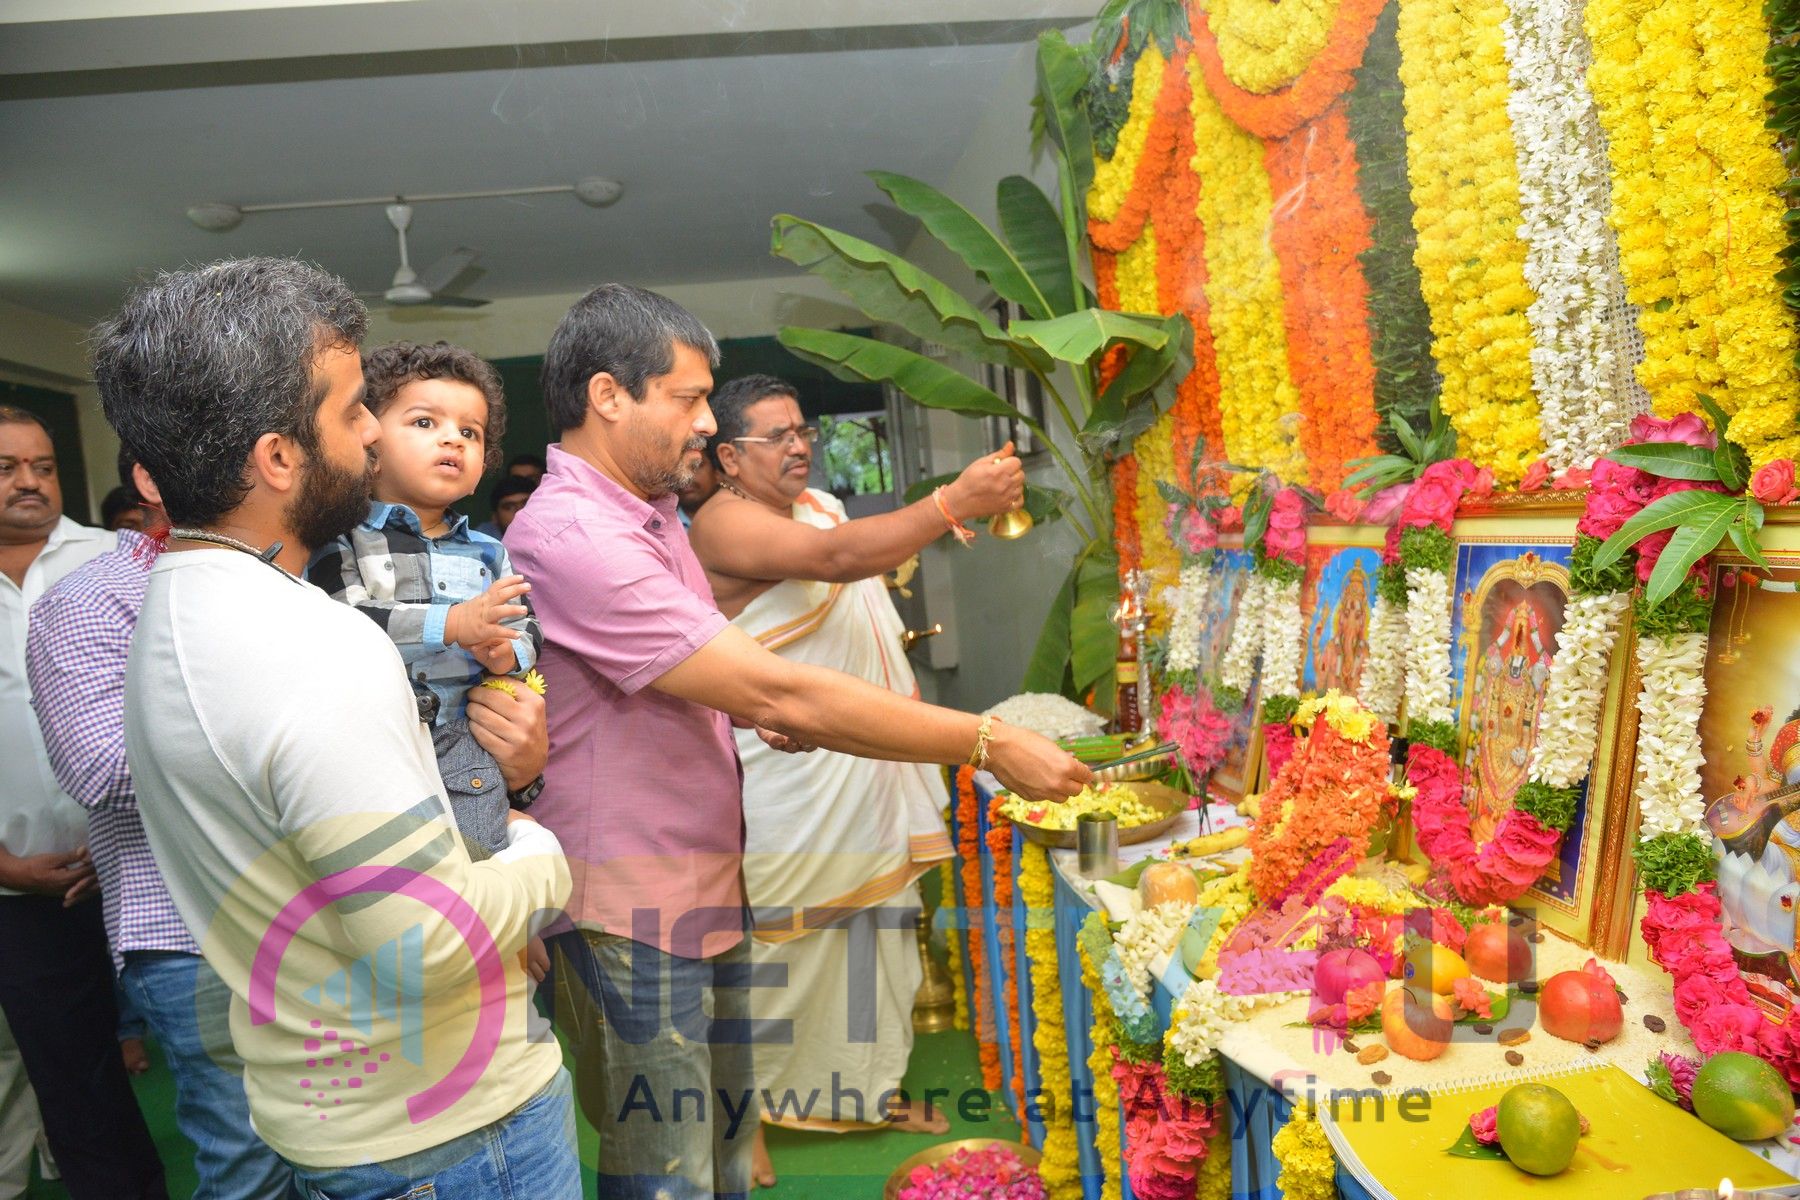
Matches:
[0,0,1092,322]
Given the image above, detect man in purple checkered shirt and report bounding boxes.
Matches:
[27,460,296,1200]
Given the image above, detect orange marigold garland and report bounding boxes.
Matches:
[1263,99,1382,491]
[956,766,1001,1090]
[1244,696,1395,903]
[1090,49,1183,254]
[1149,54,1228,477]
[1188,0,1388,140]
[986,794,1031,1132]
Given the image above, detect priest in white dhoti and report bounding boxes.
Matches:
[687,375,1027,1185]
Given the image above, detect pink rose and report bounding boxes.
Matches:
[1264,489,1308,564]
[1672,976,1725,1028]
[1752,459,1800,506]
[1553,465,1592,491]
[1183,517,1218,554]
[1693,1004,1764,1055]
[1381,522,1403,565]
[1361,483,1410,525]
[1468,1106,1500,1146]
[1325,487,1364,523]
[1577,490,1639,541]
[1630,411,1717,449]
[1453,976,1493,1019]
[1467,467,1496,500]
[1520,459,1552,491]
[1400,475,1460,530]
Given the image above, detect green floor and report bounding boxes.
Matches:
[28,1025,1017,1199]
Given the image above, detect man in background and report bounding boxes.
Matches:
[29,450,298,1200]
[688,375,1026,1182]
[488,474,537,538]
[0,406,164,1199]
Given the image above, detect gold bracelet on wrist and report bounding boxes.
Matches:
[968,714,995,770]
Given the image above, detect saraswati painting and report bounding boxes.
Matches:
[1699,558,1800,1010]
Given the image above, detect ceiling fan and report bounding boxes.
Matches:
[372,203,488,308]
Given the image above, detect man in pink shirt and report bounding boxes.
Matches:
[507,284,1087,1198]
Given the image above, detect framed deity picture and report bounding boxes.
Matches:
[1299,525,1386,696]
[1437,511,1638,951]
[1201,544,1265,802]
[1621,509,1800,1002]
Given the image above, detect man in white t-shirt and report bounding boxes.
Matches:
[93,257,577,1197]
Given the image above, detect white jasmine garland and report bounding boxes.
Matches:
[1166,978,1300,1067]
[1218,572,1268,696]
[1403,567,1456,726]
[1526,591,1629,787]
[1359,593,1408,726]
[1501,0,1645,468]
[1167,562,1213,675]
[1260,577,1306,701]
[1631,631,1710,837]
[1112,901,1194,1002]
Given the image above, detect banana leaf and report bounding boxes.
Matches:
[868,171,1055,321]
[771,216,1026,368]
[998,174,1080,318]
[1035,30,1095,201]
[777,327,1022,420]
[1021,559,1079,694]
[1009,309,1170,364]
[1083,315,1194,452]
[1071,547,1121,702]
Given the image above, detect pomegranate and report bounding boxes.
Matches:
[1464,922,1533,983]
[1538,958,1623,1044]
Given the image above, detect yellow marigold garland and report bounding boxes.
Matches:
[1020,843,1080,1199]
[1132,407,1183,631]
[1209,0,1344,95]
[1187,56,1307,480]
[1196,1117,1234,1200]
[1271,1102,1338,1200]
[1090,49,1168,229]
[1395,0,1544,484]
[940,857,969,1032]
[1078,917,1124,1200]
[1585,0,1800,466]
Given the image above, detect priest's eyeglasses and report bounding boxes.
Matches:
[731,426,820,449]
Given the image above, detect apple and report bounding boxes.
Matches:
[1381,985,1454,1061]
[1465,922,1533,983]
[1539,961,1623,1044]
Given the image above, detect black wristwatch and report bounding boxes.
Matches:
[507,774,546,811]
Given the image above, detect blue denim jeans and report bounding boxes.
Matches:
[550,931,757,1200]
[119,951,297,1200]
[286,1069,579,1200]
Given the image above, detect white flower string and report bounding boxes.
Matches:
[1260,577,1306,701]
[1359,592,1408,726]
[1631,631,1710,837]
[1402,567,1456,726]
[1525,591,1629,787]
[1218,571,1268,697]
[1501,0,1645,468]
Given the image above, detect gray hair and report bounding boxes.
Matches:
[706,374,801,466]
[540,284,720,435]
[90,257,366,525]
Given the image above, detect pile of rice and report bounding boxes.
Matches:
[982,692,1106,742]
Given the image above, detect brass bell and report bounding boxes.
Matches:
[901,623,943,653]
[988,506,1034,540]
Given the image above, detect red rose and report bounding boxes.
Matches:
[1520,459,1552,491]
[1694,1004,1764,1055]
[1630,411,1716,449]
[1752,459,1800,505]
[1672,976,1725,1028]
[1467,467,1496,499]
[1217,505,1243,531]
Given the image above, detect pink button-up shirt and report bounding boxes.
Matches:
[505,445,745,958]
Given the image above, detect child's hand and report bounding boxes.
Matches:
[446,575,530,651]
[520,935,550,984]
[470,638,519,674]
